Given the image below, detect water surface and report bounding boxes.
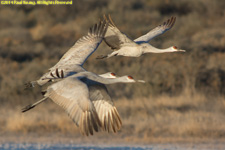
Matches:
[1,142,225,150]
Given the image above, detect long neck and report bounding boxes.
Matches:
[142,44,174,54]
[94,77,129,84]
[73,72,131,84]
[99,72,114,78]
[88,74,130,84]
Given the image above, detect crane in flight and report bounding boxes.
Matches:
[22,71,145,136]
[23,18,145,135]
[25,18,108,89]
[96,15,185,59]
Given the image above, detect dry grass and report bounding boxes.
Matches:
[116,93,225,140]
[1,92,225,143]
[0,0,225,144]
[0,104,80,135]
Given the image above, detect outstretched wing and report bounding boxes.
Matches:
[47,77,102,136]
[104,15,137,50]
[88,84,122,133]
[33,19,108,87]
[134,16,176,43]
[55,18,108,67]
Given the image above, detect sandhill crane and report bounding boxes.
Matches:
[22,71,144,136]
[96,15,185,59]
[25,18,108,88]
[23,17,145,135]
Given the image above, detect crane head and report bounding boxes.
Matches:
[172,46,186,52]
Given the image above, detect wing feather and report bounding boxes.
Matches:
[88,84,122,133]
[35,19,108,87]
[134,16,176,43]
[46,77,102,136]
[113,107,122,129]
[108,110,116,132]
[104,15,137,50]
[58,18,108,66]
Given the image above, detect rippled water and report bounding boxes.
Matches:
[0,143,146,150]
[1,142,225,150]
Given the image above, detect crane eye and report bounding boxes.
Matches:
[128,75,133,79]
[173,46,177,49]
[111,73,116,76]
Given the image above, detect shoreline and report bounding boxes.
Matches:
[1,133,225,145]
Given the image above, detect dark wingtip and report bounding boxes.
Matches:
[108,14,116,27]
[89,16,108,38]
[170,16,176,27]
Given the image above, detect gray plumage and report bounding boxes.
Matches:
[25,19,108,88]
[22,71,143,135]
[134,16,176,43]
[96,15,185,59]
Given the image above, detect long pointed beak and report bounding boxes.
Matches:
[177,49,186,52]
[137,80,146,83]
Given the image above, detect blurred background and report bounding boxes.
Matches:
[0,0,225,143]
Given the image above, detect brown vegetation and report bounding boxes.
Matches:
[0,0,225,143]
[1,93,225,143]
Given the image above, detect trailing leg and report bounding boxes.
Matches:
[22,97,48,112]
